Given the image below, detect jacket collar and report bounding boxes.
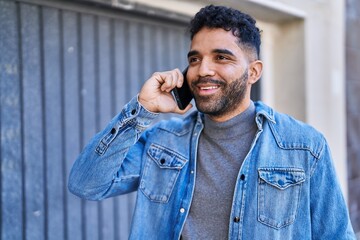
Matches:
[254,101,276,129]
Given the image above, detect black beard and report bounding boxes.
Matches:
[192,69,248,117]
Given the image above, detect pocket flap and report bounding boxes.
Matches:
[147,144,188,169]
[258,168,305,190]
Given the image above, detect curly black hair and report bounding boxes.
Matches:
[189,5,261,59]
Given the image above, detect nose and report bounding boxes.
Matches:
[198,59,215,77]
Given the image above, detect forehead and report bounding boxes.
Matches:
[190,27,242,53]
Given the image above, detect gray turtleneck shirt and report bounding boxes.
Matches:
[182,102,257,240]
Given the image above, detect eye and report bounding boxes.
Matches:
[188,57,199,63]
[216,55,229,60]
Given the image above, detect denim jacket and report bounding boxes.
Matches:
[68,96,356,240]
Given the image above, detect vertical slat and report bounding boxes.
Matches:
[97,16,115,240]
[168,29,178,69]
[147,23,158,74]
[172,29,188,70]
[62,9,83,240]
[154,26,163,71]
[182,30,190,69]
[42,6,65,240]
[126,22,141,96]
[80,13,100,240]
[20,3,45,240]
[113,19,132,239]
[0,1,23,239]
[112,19,127,112]
[157,27,171,71]
[137,24,145,87]
[141,25,154,82]
[97,16,113,129]
[163,28,171,70]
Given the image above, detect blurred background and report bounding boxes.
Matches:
[0,0,359,239]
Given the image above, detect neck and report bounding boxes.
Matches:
[207,98,251,122]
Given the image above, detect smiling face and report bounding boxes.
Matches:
[187,27,262,122]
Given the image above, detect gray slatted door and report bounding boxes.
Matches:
[0,0,189,239]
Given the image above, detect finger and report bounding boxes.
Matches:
[160,74,173,92]
[176,69,185,88]
[168,71,178,92]
[160,69,180,92]
[170,69,183,90]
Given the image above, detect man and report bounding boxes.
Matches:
[68,5,356,239]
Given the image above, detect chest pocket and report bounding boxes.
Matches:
[140,144,188,203]
[258,168,305,229]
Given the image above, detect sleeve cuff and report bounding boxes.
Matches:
[119,95,159,128]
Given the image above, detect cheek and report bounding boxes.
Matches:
[218,67,246,82]
[186,68,197,83]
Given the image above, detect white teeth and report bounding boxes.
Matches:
[200,86,218,90]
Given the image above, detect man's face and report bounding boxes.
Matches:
[187,27,252,121]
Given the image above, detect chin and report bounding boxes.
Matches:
[195,101,224,115]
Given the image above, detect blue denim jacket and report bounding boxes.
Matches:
[68,96,356,240]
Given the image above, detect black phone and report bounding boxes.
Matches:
[171,67,193,110]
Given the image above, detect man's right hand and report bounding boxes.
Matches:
[138,69,193,114]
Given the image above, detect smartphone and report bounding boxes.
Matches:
[171,67,193,110]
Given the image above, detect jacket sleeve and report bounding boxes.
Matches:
[310,138,356,239]
[68,95,159,200]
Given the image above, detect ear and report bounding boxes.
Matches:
[248,60,263,84]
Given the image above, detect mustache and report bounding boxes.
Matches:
[192,77,226,86]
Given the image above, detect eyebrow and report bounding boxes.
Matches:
[187,50,199,59]
[213,49,235,56]
[187,49,235,58]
